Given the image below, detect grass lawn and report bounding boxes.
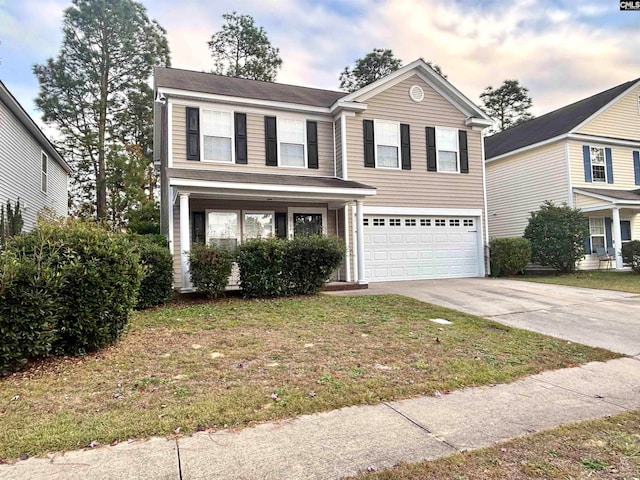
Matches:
[0,295,620,461]
[350,410,640,479]
[517,270,640,294]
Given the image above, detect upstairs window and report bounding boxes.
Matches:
[375,120,400,169]
[436,127,459,172]
[41,152,48,193]
[279,119,305,167]
[590,147,606,182]
[202,110,233,163]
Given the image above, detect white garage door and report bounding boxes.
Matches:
[364,216,480,281]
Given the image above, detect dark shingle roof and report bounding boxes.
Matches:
[485,78,640,160]
[167,168,375,191]
[155,67,346,108]
[577,187,640,202]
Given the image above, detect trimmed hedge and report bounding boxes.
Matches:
[188,243,234,298]
[8,220,142,356]
[133,235,173,309]
[621,240,640,273]
[237,235,345,298]
[489,237,531,277]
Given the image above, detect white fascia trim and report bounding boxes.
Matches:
[465,117,494,128]
[570,79,640,133]
[580,205,615,213]
[362,206,483,217]
[480,135,490,244]
[567,133,640,149]
[330,100,368,114]
[341,112,349,179]
[167,99,173,168]
[158,87,331,114]
[485,134,568,163]
[169,177,376,197]
[565,143,574,207]
[574,188,640,205]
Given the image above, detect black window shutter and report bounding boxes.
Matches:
[264,116,278,166]
[234,113,248,164]
[363,119,375,168]
[186,107,199,161]
[400,124,411,170]
[275,212,287,239]
[192,212,205,244]
[426,126,437,172]
[307,120,319,169]
[459,130,469,174]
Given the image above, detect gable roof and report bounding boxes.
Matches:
[0,80,71,173]
[485,78,640,160]
[155,67,346,108]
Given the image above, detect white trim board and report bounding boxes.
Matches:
[361,206,483,217]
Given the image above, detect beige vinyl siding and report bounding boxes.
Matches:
[486,142,568,238]
[577,86,640,140]
[569,141,640,190]
[0,99,68,230]
[345,74,485,210]
[171,104,335,176]
[573,193,609,210]
[172,199,340,289]
[335,119,342,178]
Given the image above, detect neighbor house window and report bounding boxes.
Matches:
[589,217,605,253]
[375,120,400,168]
[202,110,233,162]
[436,127,459,172]
[243,212,274,240]
[590,147,606,182]
[41,152,48,193]
[279,119,305,167]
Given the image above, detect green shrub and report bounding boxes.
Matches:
[489,237,531,276]
[188,243,234,298]
[287,235,345,294]
[523,201,589,273]
[0,251,57,375]
[236,237,289,298]
[621,240,640,273]
[9,220,143,355]
[132,236,173,309]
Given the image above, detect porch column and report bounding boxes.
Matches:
[355,200,366,284]
[179,192,191,289]
[612,207,623,269]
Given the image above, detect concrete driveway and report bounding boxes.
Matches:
[334,278,640,357]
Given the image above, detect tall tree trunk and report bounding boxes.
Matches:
[97,23,110,219]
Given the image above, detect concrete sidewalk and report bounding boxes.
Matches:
[1,357,639,480]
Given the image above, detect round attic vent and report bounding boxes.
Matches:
[409,85,424,103]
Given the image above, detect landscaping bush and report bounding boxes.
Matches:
[188,243,234,298]
[523,201,589,273]
[9,220,142,355]
[621,240,640,273]
[132,235,173,309]
[0,251,57,375]
[236,237,289,298]
[489,237,531,277]
[287,235,345,294]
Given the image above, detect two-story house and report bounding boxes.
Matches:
[153,59,493,291]
[485,78,640,270]
[0,80,70,229]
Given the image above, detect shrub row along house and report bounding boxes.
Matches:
[485,78,640,270]
[153,59,494,290]
[0,80,70,228]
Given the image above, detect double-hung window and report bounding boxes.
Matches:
[279,119,305,167]
[375,120,400,168]
[589,217,605,253]
[590,147,606,182]
[202,110,233,163]
[41,152,48,193]
[436,127,459,172]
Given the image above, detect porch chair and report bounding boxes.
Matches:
[595,247,613,270]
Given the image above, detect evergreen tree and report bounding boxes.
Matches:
[480,79,534,133]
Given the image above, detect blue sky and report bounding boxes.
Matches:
[1,0,639,129]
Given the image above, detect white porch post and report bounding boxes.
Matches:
[355,200,366,284]
[612,207,623,269]
[179,192,191,289]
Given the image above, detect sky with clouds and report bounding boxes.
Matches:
[1,0,639,127]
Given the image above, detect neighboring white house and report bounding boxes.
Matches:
[0,79,70,229]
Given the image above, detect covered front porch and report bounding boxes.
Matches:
[166,169,376,291]
[575,188,640,270]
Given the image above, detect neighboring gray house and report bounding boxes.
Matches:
[0,79,70,229]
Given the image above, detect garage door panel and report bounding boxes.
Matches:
[364,215,480,281]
